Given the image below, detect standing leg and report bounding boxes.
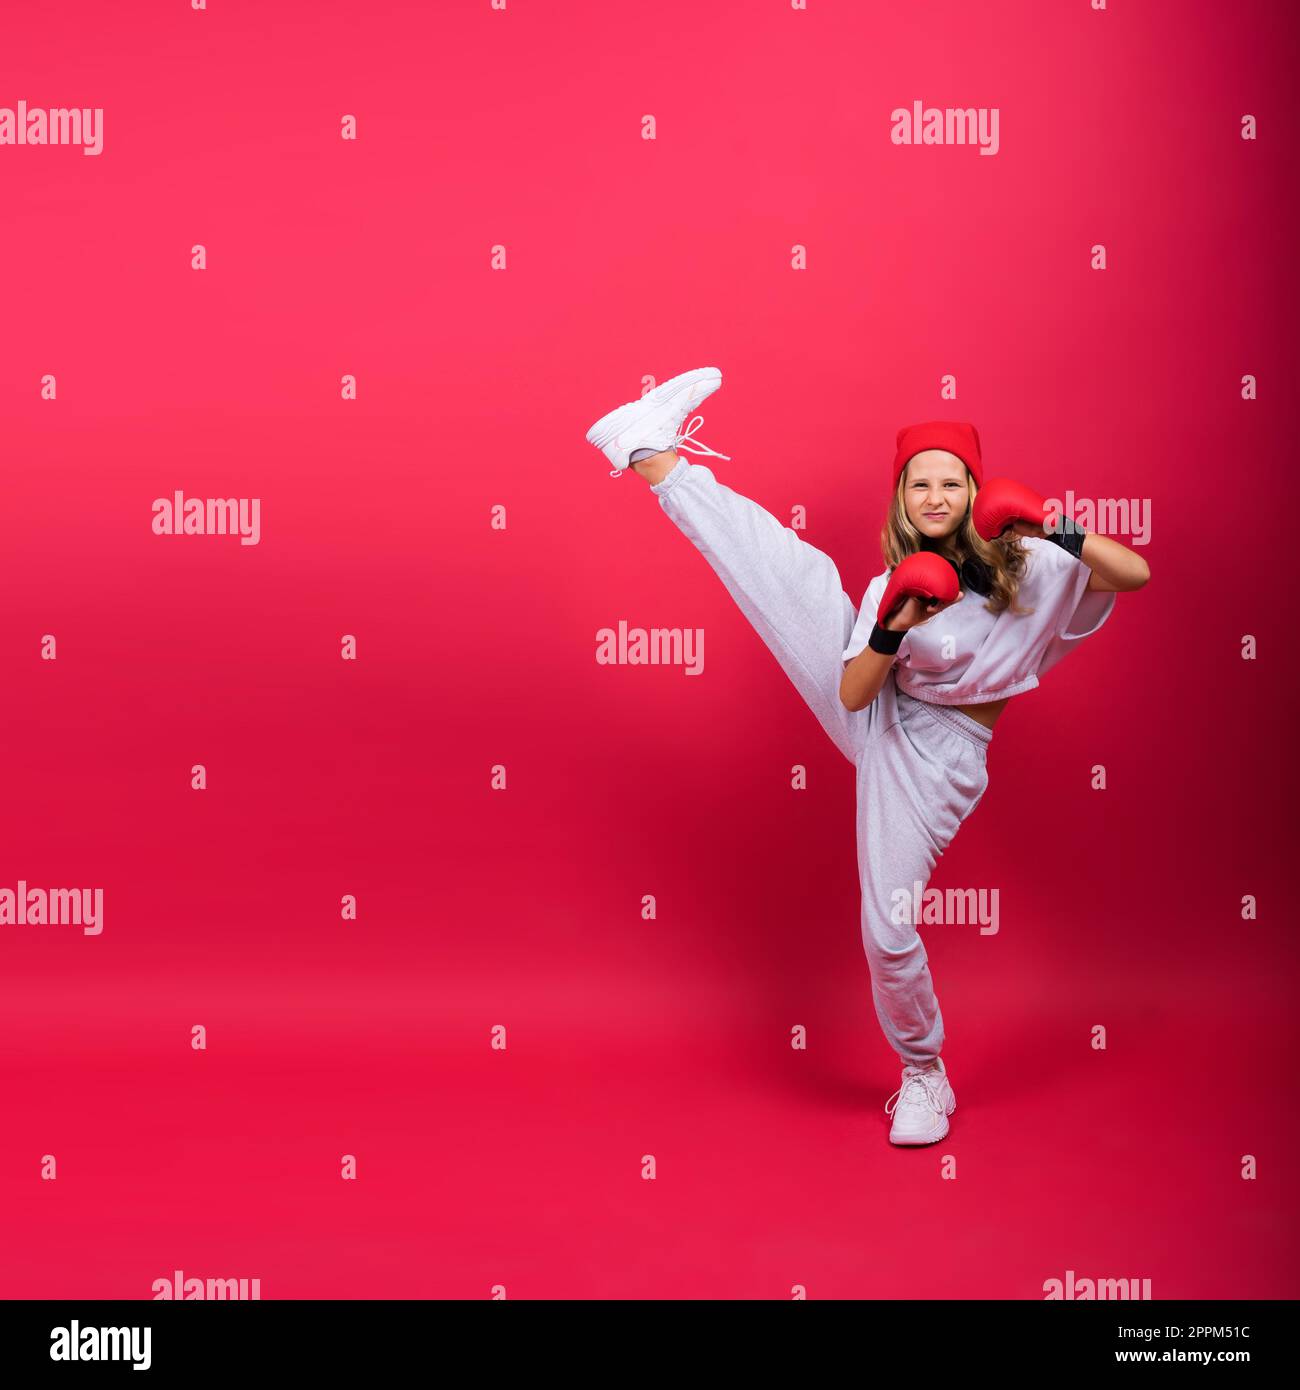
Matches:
[855,694,991,1065]
[642,452,870,765]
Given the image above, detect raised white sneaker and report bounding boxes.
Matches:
[885,1058,956,1145]
[585,366,729,478]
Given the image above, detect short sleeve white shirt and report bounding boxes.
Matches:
[841,539,1116,705]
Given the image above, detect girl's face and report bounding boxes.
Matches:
[903,450,970,539]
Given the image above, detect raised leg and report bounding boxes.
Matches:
[646,455,870,765]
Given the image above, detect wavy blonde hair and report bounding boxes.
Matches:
[881,467,1031,617]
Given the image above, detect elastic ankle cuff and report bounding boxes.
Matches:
[649,457,691,496]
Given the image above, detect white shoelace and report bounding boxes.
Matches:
[673,415,731,460]
[611,414,732,477]
[884,1066,946,1118]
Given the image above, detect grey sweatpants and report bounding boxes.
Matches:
[650,458,991,1066]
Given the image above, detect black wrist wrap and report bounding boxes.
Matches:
[868,622,904,656]
[1044,515,1087,559]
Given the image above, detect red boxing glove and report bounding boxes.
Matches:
[972,477,1057,541]
[878,552,960,627]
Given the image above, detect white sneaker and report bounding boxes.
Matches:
[585,366,729,478]
[885,1058,956,1145]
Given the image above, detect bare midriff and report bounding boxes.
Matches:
[955,697,1010,731]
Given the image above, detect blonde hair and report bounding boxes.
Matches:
[881,467,1031,617]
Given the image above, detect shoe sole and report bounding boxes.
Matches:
[585,366,722,450]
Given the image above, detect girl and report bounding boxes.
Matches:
[584,367,1150,1146]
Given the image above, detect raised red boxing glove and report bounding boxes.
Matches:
[878,552,960,627]
[972,477,1056,541]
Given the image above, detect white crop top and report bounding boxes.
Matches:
[842,538,1117,705]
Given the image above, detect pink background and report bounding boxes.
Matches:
[1,0,1296,1298]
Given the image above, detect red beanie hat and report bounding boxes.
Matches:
[892,421,983,490]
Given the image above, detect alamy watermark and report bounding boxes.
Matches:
[891,101,999,156]
[152,492,261,545]
[0,881,102,935]
[1,102,103,156]
[1046,492,1151,546]
[596,620,704,675]
[152,1269,261,1299]
[1044,1269,1152,1300]
[890,881,999,936]
[50,1322,149,1370]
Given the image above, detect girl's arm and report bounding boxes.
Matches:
[840,644,896,713]
[1079,533,1150,593]
[839,594,955,712]
[1003,519,1150,594]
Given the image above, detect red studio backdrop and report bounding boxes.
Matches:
[1,0,1296,1301]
